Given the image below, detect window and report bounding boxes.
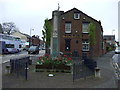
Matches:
[65,39,71,51]
[102,42,104,49]
[74,13,80,19]
[65,23,71,33]
[82,40,89,51]
[82,22,89,33]
[6,44,14,48]
[19,45,21,48]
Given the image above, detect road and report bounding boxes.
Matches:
[0,50,45,89]
[112,53,120,79]
[0,50,45,64]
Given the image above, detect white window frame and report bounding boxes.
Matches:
[74,13,80,19]
[82,40,89,51]
[65,23,71,33]
[82,23,89,33]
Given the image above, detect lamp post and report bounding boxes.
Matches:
[29,29,34,46]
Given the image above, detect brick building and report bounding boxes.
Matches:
[104,35,115,46]
[104,35,116,51]
[31,35,40,46]
[49,8,105,58]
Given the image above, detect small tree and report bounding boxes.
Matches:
[42,18,52,54]
[88,23,96,58]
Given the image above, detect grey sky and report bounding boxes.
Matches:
[0,0,119,40]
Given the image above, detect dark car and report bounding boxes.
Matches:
[28,46,39,54]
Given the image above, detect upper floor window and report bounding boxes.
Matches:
[82,22,89,33]
[65,22,71,33]
[74,13,80,19]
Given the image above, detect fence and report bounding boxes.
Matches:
[73,58,85,81]
[73,57,97,81]
[10,56,30,80]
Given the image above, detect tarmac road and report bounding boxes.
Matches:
[2,51,118,88]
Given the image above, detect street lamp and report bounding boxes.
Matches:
[112,29,115,35]
[30,29,34,37]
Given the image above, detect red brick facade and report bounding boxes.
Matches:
[50,8,105,58]
[31,35,40,46]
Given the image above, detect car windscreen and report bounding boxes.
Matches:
[116,47,120,50]
[29,46,37,50]
[118,47,120,50]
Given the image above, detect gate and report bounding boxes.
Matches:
[73,57,96,81]
[10,56,30,80]
[73,57,85,81]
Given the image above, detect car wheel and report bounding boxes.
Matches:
[28,52,30,54]
[37,51,39,54]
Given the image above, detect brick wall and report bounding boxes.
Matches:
[59,8,103,57]
[50,8,104,58]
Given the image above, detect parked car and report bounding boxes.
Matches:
[115,47,120,54]
[28,46,39,54]
[42,47,46,50]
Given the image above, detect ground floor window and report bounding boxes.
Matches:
[82,40,89,51]
[65,39,71,51]
[6,44,14,48]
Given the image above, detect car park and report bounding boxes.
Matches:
[28,46,39,54]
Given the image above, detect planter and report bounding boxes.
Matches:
[35,64,53,69]
[35,64,71,72]
[55,64,71,70]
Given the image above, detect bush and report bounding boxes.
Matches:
[106,46,112,52]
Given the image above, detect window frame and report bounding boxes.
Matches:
[82,22,90,33]
[82,40,89,51]
[65,22,71,33]
[74,13,80,19]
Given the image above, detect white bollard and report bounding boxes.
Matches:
[95,67,101,78]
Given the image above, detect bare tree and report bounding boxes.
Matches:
[2,22,19,35]
[0,24,3,33]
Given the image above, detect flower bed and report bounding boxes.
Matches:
[35,54,72,72]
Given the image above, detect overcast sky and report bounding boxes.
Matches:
[0,0,119,40]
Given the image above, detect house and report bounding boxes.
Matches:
[49,8,105,58]
[104,35,115,46]
[31,35,40,46]
[104,35,116,51]
[11,31,30,49]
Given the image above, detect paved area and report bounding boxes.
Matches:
[2,51,119,88]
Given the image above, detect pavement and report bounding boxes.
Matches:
[2,51,119,88]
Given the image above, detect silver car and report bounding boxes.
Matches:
[115,47,120,54]
[28,46,39,54]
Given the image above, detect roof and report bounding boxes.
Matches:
[11,31,31,39]
[104,35,115,40]
[49,8,103,32]
[104,35,115,37]
[62,8,101,24]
